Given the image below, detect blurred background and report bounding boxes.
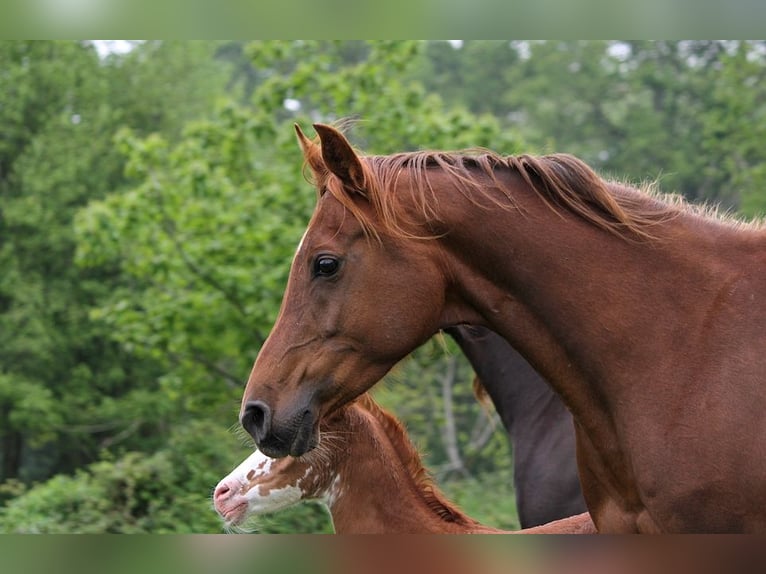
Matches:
[1,40,766,533]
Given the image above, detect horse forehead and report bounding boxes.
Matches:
[293,229,309,259]
[302,199,363,249]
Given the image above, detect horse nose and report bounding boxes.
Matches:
[240,400,272,444]
[213,481,232,503]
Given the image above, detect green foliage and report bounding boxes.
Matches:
[0,420,249,533]
[417,41,523,118]
[0,40,237,486]
[0,375,61,448]
[106,41,230,139]
[699,42,766,217]
[244,40,523,153]
[0,40,134,481]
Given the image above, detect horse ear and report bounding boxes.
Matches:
[294,123,313,154]
[294,123,326,177]
[313,123,366,191]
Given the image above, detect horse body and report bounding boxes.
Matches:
[240,123,766,532]
[445,325,586,528]
[215,395,595,534]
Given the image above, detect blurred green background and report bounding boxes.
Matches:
[1,1,765,38]
[1,40,766,533]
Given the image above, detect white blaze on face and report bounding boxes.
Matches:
[220,450,304,518]
[294,229,308,262]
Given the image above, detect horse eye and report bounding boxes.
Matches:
[314,256,340,277]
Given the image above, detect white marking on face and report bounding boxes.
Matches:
[217,450,305,521]
[247,483,304,514]
[226,450,273,494]
[294,229,308,260]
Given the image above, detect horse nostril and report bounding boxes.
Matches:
[213,482,231,502]
[241,400,272,443]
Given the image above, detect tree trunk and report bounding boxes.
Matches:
[439,356,469,479]
[1,428,23,480]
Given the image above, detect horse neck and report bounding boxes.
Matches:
[325,399,499,534]
[437,172,737,408]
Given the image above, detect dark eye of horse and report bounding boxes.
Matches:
[313,256,340,278]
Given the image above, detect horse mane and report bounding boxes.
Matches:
[353,394,480,526]
[309,127,756,242]
[359,150,687,241]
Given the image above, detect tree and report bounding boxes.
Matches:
[417,40,521,118]
[0,40,134,480]
[698,41,766,216]
[0,40,233,483]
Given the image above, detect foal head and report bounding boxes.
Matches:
[240,124,457,457]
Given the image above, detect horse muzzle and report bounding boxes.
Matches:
[240,400,319,458]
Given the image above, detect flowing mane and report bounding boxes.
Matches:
[352,394,480,527]
[302,129,755,243]
[365,151,677,240]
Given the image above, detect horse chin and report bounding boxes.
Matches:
[256,442,289,459]
[256,413,319,458]
[288,416,319,457]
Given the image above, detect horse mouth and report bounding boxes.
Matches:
[216,500,248,526]
[288,410,318,457]
[256,410,318,458]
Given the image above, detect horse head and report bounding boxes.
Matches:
[239,125,456,457]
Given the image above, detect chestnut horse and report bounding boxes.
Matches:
[446,325,586,528]
[215,394,595,534]
[240,123,766,532]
